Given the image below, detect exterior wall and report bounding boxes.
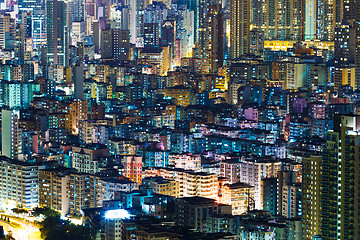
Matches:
[0,157,44,209]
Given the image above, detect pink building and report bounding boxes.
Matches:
[311,103,326,119]
[244,108,258,121]
[123,155,143,185]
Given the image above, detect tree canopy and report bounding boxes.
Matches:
[34,207,93,240]
[11,208,28,214]
[32,207,61,218]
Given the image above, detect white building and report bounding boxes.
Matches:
[96,179,139,206]
[168,153,201,171]
[105,209,131,240]
[220,157,282,209]
[0,156,44,209]
[72,145,110,174]
[144,168,218,200]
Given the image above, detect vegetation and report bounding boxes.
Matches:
[33,207,61,218]
[11,208,28,214]
[33,207,93,240]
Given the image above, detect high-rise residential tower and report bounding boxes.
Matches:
[230,0,250,58]
[69,0,85,22]
[334,19,356,64]
[32,9,46,50]
[304,0,316,39]
[208,5,224,72]
[197,0,220,59]
[2,109,20,159]
[251,0,304,40]
[46,0,68,66]
[315,0,336,40]
[321,115,360,239]
[302,155,322,240]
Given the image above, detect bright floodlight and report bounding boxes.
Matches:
[105,209,131,220]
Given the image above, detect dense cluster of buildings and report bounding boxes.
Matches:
[0,0,359,239]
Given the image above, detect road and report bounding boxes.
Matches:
[0,218,41,240]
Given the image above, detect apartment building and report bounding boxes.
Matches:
[0,156,44,209]
[144,168,218,200]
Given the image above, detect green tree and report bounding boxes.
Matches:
[38,215,93,240]
[67,224,93,240]
[12,208,28,214]
[39,216,64,239]
[33,207,60,218]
